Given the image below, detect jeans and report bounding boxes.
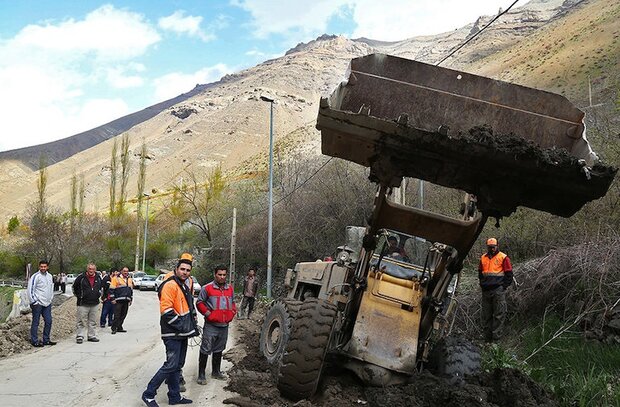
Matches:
[30,304,52,344]
[100,300,114,326]
[144,338,188,403]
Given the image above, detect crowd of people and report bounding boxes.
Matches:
[26,254,261,407]
[52,272,67,293]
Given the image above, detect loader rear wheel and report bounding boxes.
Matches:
[259,299,302,365]
[428,336,481,383]
[277,298,337,401]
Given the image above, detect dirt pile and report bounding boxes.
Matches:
[460,125,616,178]
[0,294,74,358]
[365,368,557,407]
[223,304,559,407]
[460,126,579,169]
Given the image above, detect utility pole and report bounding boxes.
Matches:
[134,207,141,271]
[142,194,150,272]
[229,208,237,290]
[418,179,424,210]
[394,178,407,205]
[260,95,275,299]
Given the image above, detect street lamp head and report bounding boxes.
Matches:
[260,95,274,103]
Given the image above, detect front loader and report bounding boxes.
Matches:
[259,53,617,400]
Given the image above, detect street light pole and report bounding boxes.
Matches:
[142,193,150,272]
[260,95,274,299]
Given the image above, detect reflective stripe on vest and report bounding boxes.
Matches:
[480,252,507,276]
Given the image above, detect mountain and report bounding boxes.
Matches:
[0,0,617,222]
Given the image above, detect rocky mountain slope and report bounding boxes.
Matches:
[0,0,616,222]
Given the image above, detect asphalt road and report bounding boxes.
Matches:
[0,288,237,407]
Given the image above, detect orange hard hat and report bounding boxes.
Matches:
[486,238,498,246]
[178,252,193,267]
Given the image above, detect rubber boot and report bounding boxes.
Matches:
[211,352,225,380]
[197,352,208,385]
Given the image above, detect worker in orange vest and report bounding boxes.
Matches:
[478,237,513,342]
[142,253,198,407]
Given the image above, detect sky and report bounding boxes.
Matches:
[0,0,511,152]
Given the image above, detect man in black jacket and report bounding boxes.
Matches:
[72,263,103,344]
[99,269,116,328]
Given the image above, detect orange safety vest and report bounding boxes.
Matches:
[158,274,197,338]
[109,276,134,301]
[480,252,508,276]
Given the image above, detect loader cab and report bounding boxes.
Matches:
[371,230,435,281]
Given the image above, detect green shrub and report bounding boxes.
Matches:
[483,343,530,373]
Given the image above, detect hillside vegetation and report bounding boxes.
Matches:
[471,0,620,104]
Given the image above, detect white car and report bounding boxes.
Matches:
[155,274,166,290]
[132,271,147,289]
[139,275,157,291]
[66,274,76,284]
[191,276,201,296]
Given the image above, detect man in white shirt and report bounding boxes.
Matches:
[27,260,56,347]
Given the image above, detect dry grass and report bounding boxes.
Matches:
[472,0,620,103]
[454,231,620,338]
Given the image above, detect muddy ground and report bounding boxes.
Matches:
[223,304,559,407]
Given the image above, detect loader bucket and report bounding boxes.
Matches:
[317,54,617,218]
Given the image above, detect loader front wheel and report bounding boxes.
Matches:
[277,298,337,401]
[259,299,302,365]
[428,336,481,383]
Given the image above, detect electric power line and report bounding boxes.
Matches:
[436,0,520,66]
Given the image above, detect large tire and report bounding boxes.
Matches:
[259,299,302,365]
[427,336,481,383]
[277,298,337,401]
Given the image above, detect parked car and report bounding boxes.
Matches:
[66,274,76,284]
[139,275,157,291]
[155,273,166,290]
[132,271,147,289]
[191,276,201,296]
